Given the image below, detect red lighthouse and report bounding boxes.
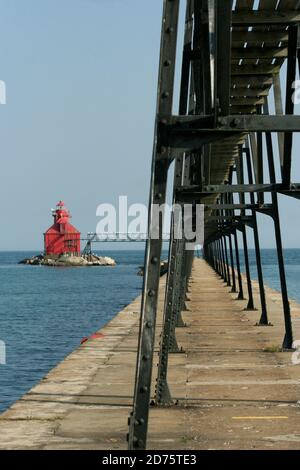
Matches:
[44,201,81,256]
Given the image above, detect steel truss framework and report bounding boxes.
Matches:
[128,0,300,450]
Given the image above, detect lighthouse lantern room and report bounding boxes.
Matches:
[44,201,81,256]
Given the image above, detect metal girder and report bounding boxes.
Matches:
[232,11,300,25]
[216,0,232,116]
[128,0,300,450]
[208,215,253,222]
[244,143,268,325]
[179,184,281,194]
[234,150,255,311]
[182,183,300,198]
[273,75,285,170]
[128,0,180,451]
[264,98,294,349]
[282,25,298,187]
[205,203,259,210]
[159,115,300,151]
[279,189,300,199]
[155,0,196,410]
[162,114,300,132]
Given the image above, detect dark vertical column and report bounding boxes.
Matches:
[220,192,231,287]
[176,238,187,328]
[216,0,232,116]
[252,215,268,324]
[169,246,182,344]
[128,0,180,450]
[223,234,231,287]
[226,168,237,294]
[244,144,268,325]
[256,107,264,205]
[241,225,255,311]
[220,236,227,283]
[214,240,219,274]
[156,237,178,406]
[272,200,293,349]
[206,242,211,267]
[236,149,255,310]
[212,241,218,272]
[228,233,237,293]
[217,238,223,277]
[155,0,193,407]
[264,101,294,349]
[186,247,194,280]
[234,229,244,300]
[214,240,221,276]
[282,25,298,187]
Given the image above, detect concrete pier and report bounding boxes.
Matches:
[1,259,300,450]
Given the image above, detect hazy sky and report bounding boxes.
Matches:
[0,0,300,251]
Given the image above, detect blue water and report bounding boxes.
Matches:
[240,249,300,302]
[0,249,300,413]
[0,250,145,412]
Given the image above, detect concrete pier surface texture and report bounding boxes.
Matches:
[0,259,300,450]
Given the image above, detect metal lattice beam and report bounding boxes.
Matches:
[128,0,299,449]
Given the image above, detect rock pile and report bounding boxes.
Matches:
[19,254,116,267]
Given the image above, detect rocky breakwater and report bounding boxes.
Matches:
[19,254,116,267]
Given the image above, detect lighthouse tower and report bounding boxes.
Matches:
[44,201,81,256]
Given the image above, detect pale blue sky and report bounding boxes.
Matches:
[0,0,299,250]
[0,0,163,250]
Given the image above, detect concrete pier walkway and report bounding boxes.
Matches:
[1,259,300,450]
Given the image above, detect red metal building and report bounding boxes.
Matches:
[44,201,81,256]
